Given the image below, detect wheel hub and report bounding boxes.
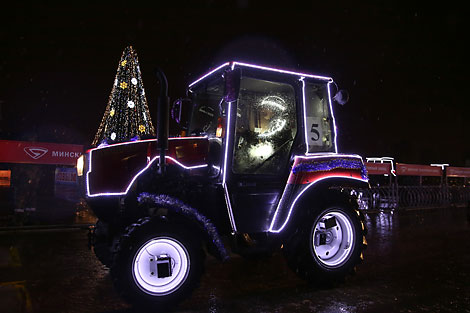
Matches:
[149,254,173,278]
[324,231,334,244]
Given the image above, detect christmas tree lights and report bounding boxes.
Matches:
[92,46,155,146]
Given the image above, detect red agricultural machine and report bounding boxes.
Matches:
[78,62,369,310]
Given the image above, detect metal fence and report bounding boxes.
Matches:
[356,185,470,210]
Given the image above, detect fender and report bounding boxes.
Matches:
[137,192,229,261]
[269,176,369,233]
[268,153,370,234]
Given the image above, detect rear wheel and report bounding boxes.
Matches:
[284,198,366,285]
[111,217,204,311]
[311,210,356,268]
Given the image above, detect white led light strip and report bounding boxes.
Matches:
[268,175,368,233]
[295,153,363,160]
[327,82,339,153]
[232,62,333,81]
[188,61,333,89]
[188,62,231,88]
[300,78,310,154]
[86,154,207,198]
[222,101,238,233]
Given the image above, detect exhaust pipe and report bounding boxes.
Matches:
[155,68,169,174]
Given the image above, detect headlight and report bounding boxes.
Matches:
[77,155,84,176]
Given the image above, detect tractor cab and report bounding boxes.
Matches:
[180,62,340,233]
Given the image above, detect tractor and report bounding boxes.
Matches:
[77,61,369,310]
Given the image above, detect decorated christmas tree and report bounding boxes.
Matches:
[92,46,155,146]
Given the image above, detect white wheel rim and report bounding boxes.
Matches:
[132,237,189,296]
[312,211,355,268]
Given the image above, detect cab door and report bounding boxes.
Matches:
[224,75,298,233]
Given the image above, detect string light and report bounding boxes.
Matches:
[257,95,288,138]
[259,95,286,111]
[92,46,156,146]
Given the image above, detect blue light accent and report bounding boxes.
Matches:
[293,158,368,180]
[138,193,229,261]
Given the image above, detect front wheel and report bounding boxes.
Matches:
[284,201,366,285]
[111,217,204,311]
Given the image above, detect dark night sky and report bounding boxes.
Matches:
[0,2,466,165]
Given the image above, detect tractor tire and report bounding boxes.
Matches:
[92,220,113,267]
[110,217,204,311]
[284,196,366,286]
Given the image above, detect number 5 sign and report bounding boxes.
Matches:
[307,117,323,147]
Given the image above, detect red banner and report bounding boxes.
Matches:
[396,163,442,177]
[446,167,470,178]
[0,140,83,166]
[365,162,391,175]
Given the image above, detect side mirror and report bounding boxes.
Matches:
[333,89,349,105]
[224,68,241,103]
[171,98,192,130]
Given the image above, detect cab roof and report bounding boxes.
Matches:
[188,61,333,90]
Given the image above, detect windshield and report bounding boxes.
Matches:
[304,82,335,153]
[188,77,224,136]
[233,76,297,174]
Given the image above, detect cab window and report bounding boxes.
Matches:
[188,77,224,136]
[233,77,296,174]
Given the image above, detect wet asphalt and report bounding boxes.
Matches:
[0,206,469,313]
